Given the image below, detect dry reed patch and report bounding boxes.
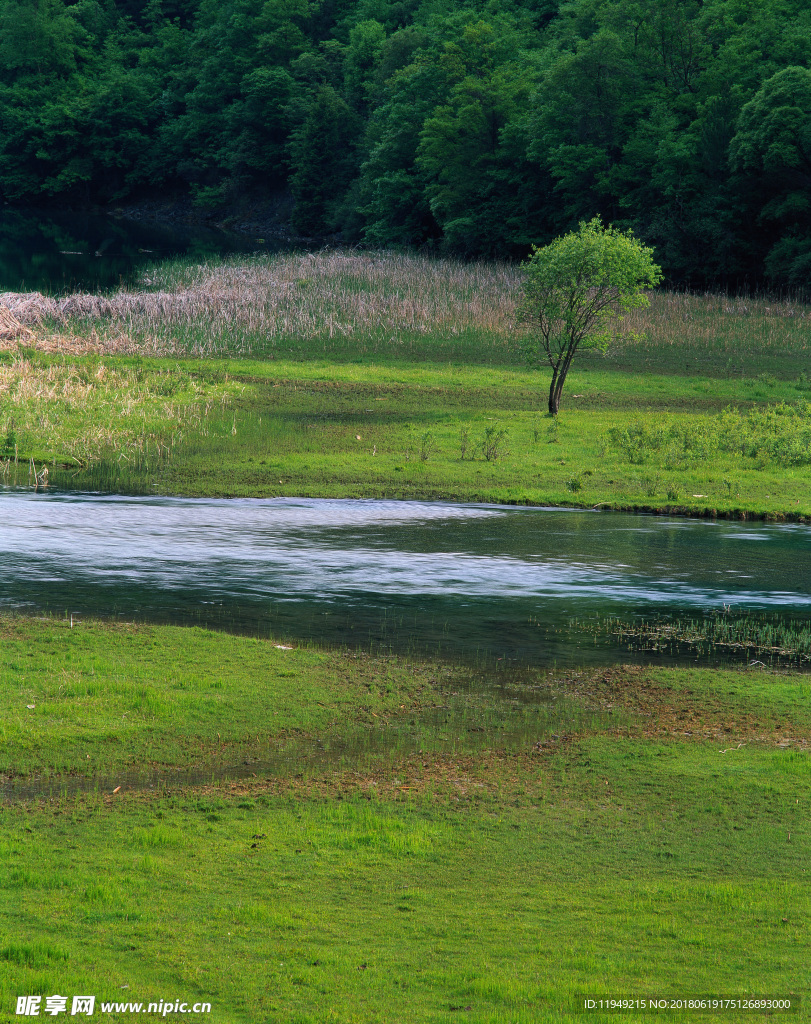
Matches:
[626,290,811,358]
[4,256,810,361]
[1,251,525,356]
[138,249,523,337]
[0,294,185,356]
[0,304,34,343]
[0,330,157,357]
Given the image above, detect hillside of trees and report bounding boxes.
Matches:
[1,0,810,287]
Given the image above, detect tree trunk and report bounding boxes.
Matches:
[548,371,563,415]
[548,348,575,414]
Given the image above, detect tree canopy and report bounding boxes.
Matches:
[1,0,810,287]
[519,218,663,414]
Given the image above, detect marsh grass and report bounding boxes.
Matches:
[3,251,520,362]
[62,375,807,517]
[0,611,616,794]
[4,251,811,375]
[618,290,811,378]
[2,254,811,509]
[0,355,237,473]
[567,613,811,666]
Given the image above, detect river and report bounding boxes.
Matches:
[3,491,809,667]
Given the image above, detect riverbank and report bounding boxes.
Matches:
[3,615,809,785]
[2,617,808,1022]
[2,250,810,520]
[2,355,809,520]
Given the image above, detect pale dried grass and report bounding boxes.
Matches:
[2,252,809,359]
[0,329,160,357]
[627,290,811,355]
[1,251,523,355]
[0,304,35,343]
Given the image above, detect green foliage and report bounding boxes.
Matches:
[480,423,508,461]
[731,66,811,285]
[2,425,15,455]
[289,85,361,234]
[344,18,386,108]
[608,402,811,469]
[519,217,662,413]
[6,0,811,282]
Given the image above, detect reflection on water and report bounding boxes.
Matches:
[0,208,280,293]
[2,491,810,666]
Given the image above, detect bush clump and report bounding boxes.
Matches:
[607,402,811,468]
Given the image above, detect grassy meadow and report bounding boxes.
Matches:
[3,354,810,516]
[1,251,810,1020]
[2,250,811,516]
[6,249,810,374]
[1,618,809,1023]
[0,617,451,782]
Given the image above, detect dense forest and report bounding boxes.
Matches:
[1,0,810,287]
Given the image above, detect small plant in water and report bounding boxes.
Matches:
[572,612,811,665]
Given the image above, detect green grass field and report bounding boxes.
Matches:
[0,617,452,781]
[3,357,810,518]
[1,620,809,1023]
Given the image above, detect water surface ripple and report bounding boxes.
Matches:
[2,491,809,664]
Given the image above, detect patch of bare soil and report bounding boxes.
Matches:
[551,664,809,750]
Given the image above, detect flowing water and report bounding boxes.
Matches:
[2,491,809,664]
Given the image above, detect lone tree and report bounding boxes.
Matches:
[519,217,662,415]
